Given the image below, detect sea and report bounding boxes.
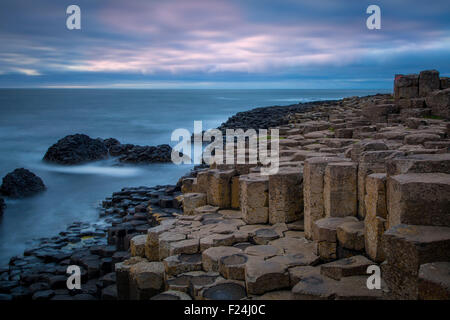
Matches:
[0,88,389,265]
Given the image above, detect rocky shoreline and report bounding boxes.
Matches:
[1,69,449,300]
[0,183,188,300]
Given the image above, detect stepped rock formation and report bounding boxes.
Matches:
[1,70,449,300]
[116,69,449,300]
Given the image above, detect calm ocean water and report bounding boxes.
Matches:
[0,89,389,265]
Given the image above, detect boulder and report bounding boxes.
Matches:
[43,134,109,165]
[1,168,46,198]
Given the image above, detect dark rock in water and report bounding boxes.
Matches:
[43,134,109,165]
[103,138,121,150]
[109,143,135,157]
[45,134,178,165]
[0,168,46,198]
[0,197,4,215]
[118,144,175,164]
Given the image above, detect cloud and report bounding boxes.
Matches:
[0,0,449,87]
[13,68,41,76]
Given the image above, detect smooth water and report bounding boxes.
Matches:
[0,88,389,265]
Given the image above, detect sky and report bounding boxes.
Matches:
[0,0,449,89]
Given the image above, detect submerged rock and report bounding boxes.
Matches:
[43,134,109,165]
[1,168,46,198]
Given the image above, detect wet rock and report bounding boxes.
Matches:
[1,168,46,198]
[43,134,109,165]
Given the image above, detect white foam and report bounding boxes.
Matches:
[37,163,142,177]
